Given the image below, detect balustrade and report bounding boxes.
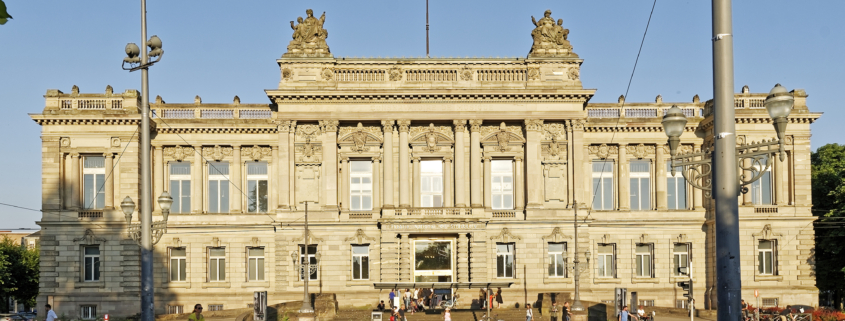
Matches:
[335,69,385,82]
[405,70,458,82]
[588,108,620,118]
[477,69,526,82]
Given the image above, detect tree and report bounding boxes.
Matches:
[0,0,12,25]
[0,237,39,310]
[811,143,845,308]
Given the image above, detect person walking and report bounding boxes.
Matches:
[496,287,503,308]
[389,289,396,310]
[399,304,407,321]
[188,304,205,321]
[444,307,452,321]
[526,303,534,321]
[44,304,58,321]
[404,289,412,312]
[618,306,630,321]
[551,302,559,321]
[563,301,572,321]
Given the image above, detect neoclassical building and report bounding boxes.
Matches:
[31,10,820,319]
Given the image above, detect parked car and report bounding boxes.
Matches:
[2,313,36,321]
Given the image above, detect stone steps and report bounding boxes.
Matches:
[330,309,529,321]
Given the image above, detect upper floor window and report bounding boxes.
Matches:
[209,247,226,281]
[299,244,318,281]
[751,156,773,205]
[592,161,614,210]
[247,162,269,213]
[83,245,100,281]
[170,247,187,282]
[208,162,230,213]
[635,243,653,277]
[169,162,191,213]
[548,242,567,278]
[350,161,373,211]
[421,160,443,207]
[83,156,105,209]
[673,243,690,276]
[491,160,514,210]
[758,239,777,275]
[352,244,370,280]
[597,243,615,278]
[496,243,515,278]
[667,162,688,210]
[247,247,265,281]
[630,161,651,211]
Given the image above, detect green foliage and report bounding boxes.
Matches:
[811,143,845,295]
[0,0,12,25]
[0,236,40,308]
[279,312,290,321]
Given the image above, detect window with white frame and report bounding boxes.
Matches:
[82,156,106,209]
[169,162,191,213]
[496,243,515,278]
[491,160,514,210]
[247,162,269,213]
[209,247,226,281]
[247,247,265,281]
[299,244,318,281]
[635,243,653,277]
[170,247,186,282]
[421,160,443,207]
[166,306,183,314]
[676,300,688,309]
[83,245,100,281]
[673,243,690,276]
[352,244,370,280]
[597,243,615,278]
[208,162,230,213]
[349,161,373,211]
[640,300,655,307]
[758,239,777,275]
[80,305,96,320]
[630,161,651,211]
[548,242,567,277]
[666,162,688,210]
[592,161,614,210]
[751,155,773,205]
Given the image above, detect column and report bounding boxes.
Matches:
[320,120,339,210]
[63,154,71,209]
[525,119,544,208]
[278,121,290,210]
[412,157,421,207]
[70,153,80,209]
[469,120,483,208]
[400,233,411,282]
[444,156,453,207]
[483,156,492,209]
[381,120,395,208]
[340,157,349,211]
[269,146,279,211]
[289,122,297,209]
[774,152,785,205]
[618,143,630,210]
[104,153,115,209]
[232,145,242,213]
[566,122,575,205]
[457,234,469,282]
[398,120,411,208]
[514,156,524,210]
[656,144,668,210]
[372,156,381,210]
[152,147,163,211]
[453,120,467,207]
[694,144,704,209]
[193,146,203,213]
[570,120,588,204]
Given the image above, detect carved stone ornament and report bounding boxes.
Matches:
[243,145,272,161]
[344,229,377,244]
[528,10,574,57]
[319,120,339,133]
[453,119,467,132]
[171,237,182,247]
[297,137,322,162]
[397,120,411,133]
[105,85,113,95]
[525,119,544,131]
[495,123,511,152]
[527,67,540,80]
[389,66,402,81]
[469,120,483,132]
[543,122,565,140]
[626,144,655,159]
[292,232,325,244]
[296,124,321,140]
[568,67,579,80]
[542,137,567,160]
[164,146,195,162]
[283,9,331,58]
[73,229,106,244]
[460,66,473,81]
[282,68,293,80]
[211,237,221,247]
[111,137,121,147]
[250,237,261,247]
[425,124,440,152]
[60,137,71,147]
[588,144,618,159]
[321,68,334,80]
[753,224,784,239]
[489,228,522,242]
[203,145,233,161]
[351,123,369,153]
[541,227,572,242]
[675,234,688,244]
[194,95,202,105]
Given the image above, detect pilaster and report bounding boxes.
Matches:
[483,156,492,210]
[457,233,469,282]
[269,146,279,211]
[656,145,667,210]
[515,156,524,210]
[320,120,339,210]
[412,157,421,207]
[693,143,703,209]
[277,120,291,210]
[398,120,411,208]
[525,119,544,208]
[152,147,162,212]
[444,156,453,207]
[288,121,296,209]
[469,120,483,208]
[570,120,585,205]
[618,143,629,211]
[104,152,115,209]
[400,233,410,282]
[381,120,395,208]
[774,153,785,205]
[232,145,242,213]
[453,120,467,207]
[192,145,202,213]
[70,153,80,209]
[372,156,381,211]
[340,157,349,211]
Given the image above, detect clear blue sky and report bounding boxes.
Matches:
[0,1,841,228]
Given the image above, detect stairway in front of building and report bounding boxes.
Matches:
[330,308,530,321]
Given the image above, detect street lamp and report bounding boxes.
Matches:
[121,192,173,246]
[291,202,320,314]
[569,201,591,312]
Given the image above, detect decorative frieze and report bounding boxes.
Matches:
[163,146,194,162]
[242,145,272,161]
[541,227,572,243]
[203,145,233,161]
[626,144,655,159]
[73,229,106,244]
[489,227,522,242]
[588,144,618,159]
[344,229,377,244]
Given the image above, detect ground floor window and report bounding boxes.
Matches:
[413,240,453,282]
[496,243,515,278]
[80,305,96,320]
[208,305,224,311]
[166,306,183,314]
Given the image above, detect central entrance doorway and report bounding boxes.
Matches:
[413,239,454,282]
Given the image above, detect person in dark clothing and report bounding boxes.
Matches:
[496,288,503,308]
[563,301,571,321]
[377,300,386,312]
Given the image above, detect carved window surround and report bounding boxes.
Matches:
[752,224,784,281]
[480,122,526,156]
[289,233,324,285]
[542,227,573,283]
[344,229,378,282]
[338,123,384,156]
[409,123,455,157]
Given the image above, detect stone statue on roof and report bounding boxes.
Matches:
[284,9,332,58]
[529,10,575,58]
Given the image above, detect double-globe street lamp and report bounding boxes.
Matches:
[121,192,173,246]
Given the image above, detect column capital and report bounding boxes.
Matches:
[514,156,523,162]
[397,120,411,132]
[524,119,544,131]
[70,152,80,158]
[232,144,242,149]
[275,120,292,132]
[411,156,421,162]
[372,155,381,162]
[381,120,395,133]
[340,156,349,162]
[153,144,163,150]
[568,119,585,130]
[400,233,410,238]
[468,120,483,132]
[483,156,492,162]
[103,152,114,158]
[289,120,298,133]
[443,156,453,162]
[319,120,339,133]
[453,119,467,132]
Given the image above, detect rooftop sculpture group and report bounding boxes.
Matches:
[529,10,575,57]
[283,9,331,58]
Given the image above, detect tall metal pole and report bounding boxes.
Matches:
[425,0,430,58]
[571,201,584,312]
[711,1,741,320]
[301,202,314,313]
[139,0,154,320]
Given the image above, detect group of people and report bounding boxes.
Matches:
[479,287,504,309]
[617,305,650,321]
[380,288,458,321]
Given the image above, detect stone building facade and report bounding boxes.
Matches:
[31,10,820,319]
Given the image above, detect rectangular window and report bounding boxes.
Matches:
[635,244,653,277]
[597,244,615,278]
[248,247,265,281]
[630,161,651,211]
[170,162,191,213]
[496,243,515,278]
[761,298,778,307]
[676,300,687,309]
[491,160,514,210]
[751,156,773,205]
[592,161,614,210]
[350,161,373,211]
[208,305,224,312]
[170,247,187,282]
[758,240,776,275]
[299,244,318,281]
[80,305,96,320]
[247,162,269,213]
[166,306,183,314]
[548,242,567,277]
[640,300,655,307]
[667,162,688,210]
[82,156,106,209]
[208,162,230,213]
[83,245,100,281]
[421,160,443,207]
[673,243,690,276]
[209,247,226,281]
[352,244,370,280]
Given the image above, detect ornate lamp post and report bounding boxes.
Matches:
[570,201,590,312]
[290,202,321,314]
[121,192,173,245]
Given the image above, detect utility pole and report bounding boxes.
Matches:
[571,201,585,312]
[300,202,313,313]
[425,0,430,58]
[138,1,154,320]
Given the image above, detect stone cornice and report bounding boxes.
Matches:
[31,117,142,126]
[698,114,821,131]
[156,127,278,134]
[268,92,593,104]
